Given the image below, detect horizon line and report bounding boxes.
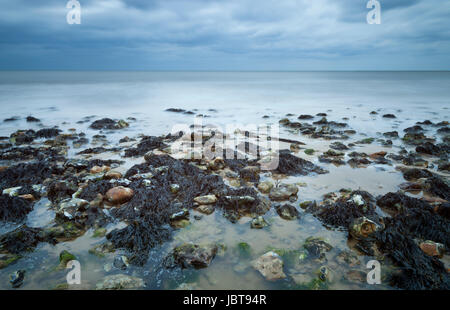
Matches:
[1,70,450,73]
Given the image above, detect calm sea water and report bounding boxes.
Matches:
[0,71,449,138]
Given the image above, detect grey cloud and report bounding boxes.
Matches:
[0,0,448,70]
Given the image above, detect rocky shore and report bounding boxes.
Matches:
[0,111,449,290]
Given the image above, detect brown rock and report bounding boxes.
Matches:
[105,186,134,205]
[90,165,110,174]
[369,151,387,160]
[18,194,35,201]
[349,217,380,240]
[104,170,122,180]
[0,166,7,173]
[419,241,445,258]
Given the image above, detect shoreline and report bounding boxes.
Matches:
[0,107,449,290]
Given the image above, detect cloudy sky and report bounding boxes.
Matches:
[0,0,449,70]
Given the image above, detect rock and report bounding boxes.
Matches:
[303,237,332,261]
[237,242,252,258]
[196,204,215,215]
[96,274,145,290]
[403,132,434,145]
[9,270,26,288]
[313,117,328,125]
[207,157,225,170]
[298,114,314,120]
[415,142,441,155]
[90,165,110,174]
[401,168,433,181]
[26,116,40,122]
[404,125,424,134]
[170,184,180,194]
[335,250,361,267]
[170,209,189,222]
[369,151,387,160]
[419,240,445,258]
[59,250,76,268]
[90,118,129,130]
[304,149,315,155]
[251,216,269,229]
[275,204,300,220]
[194,194,217,205]
[105,186,134,205]
[257,181,274,194]
[299,200,317,211]
[330,142,349,151]
[113,255,129,270]
[89,242,115,258]
[18,194,35,201]
[349,217,380,240]
[167,243,218,269]
[104,170,122,180]
[4,116,20,122]
[252,251,286,281]
[2,186,22,197]
[316,265,333,282]
[269,184,298,201]
[356,138,374,144]
[279,118,290,125]
[58,198,89,215]
[383,131,399,138]
[240,166,260,182]
[382,114,396,118]
[0,254,21,269]
[223,195,255,207]
[93,227,107,238]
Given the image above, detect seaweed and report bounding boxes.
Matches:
[423,176,450,201]
[78,180,115,201]
[35,128,61,138]
[124,136,167,157]
[0,225,55,254]
[373,218,449,290]
[107,153,259,265]
[401,168,433,181]
[315,190,378,228]
[0,195,33,222]
[47,180,78,203]
[275,150,328,175]
[0,160,63,190]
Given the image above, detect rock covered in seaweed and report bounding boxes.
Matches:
[165,243,218,269]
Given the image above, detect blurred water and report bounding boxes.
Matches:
[0,71,449,138]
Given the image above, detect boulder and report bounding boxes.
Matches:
[168,243,218,269]
[252,251,286,281]
[269,184,298,201]
[105,186,134,205]
[194,194,217,205]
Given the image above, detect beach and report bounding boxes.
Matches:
[0,71,449,290]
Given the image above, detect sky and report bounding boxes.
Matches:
[0,0,449,71]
